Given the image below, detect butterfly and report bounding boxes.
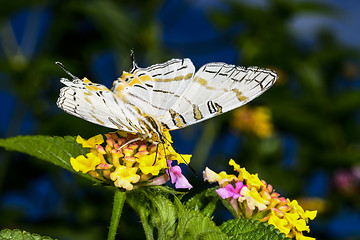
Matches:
[57,55,277,144]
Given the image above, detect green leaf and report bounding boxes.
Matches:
[185,188,220,217]
[127,187,228,240]
[186,188,239,219]
[127,186,180,240]
[0,135,99,182]
[174,208,228,240]
[220,219,290,240]
[0,229,55,240]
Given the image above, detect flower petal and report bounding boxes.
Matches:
[70,153,101,173]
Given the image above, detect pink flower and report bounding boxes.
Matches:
[168,161,192,190]
[334,169,355,191]
[216,182,245,199]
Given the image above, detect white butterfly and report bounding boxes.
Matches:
[57,57,277,143]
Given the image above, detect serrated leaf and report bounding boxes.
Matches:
[127,186,180,239]
[185,188,219,217]
[148,191,178,239]
[174,208,228,240]
[220,219,290,240]
[0,135,99,182]
[0,229,55,240]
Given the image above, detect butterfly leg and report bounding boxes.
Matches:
[152,144,159,166]
[162,142,173,183]
[164,141,196,175]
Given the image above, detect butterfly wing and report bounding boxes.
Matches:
[113,58,195,122]
[136,58,195,121]
[162,62,278,130]
[57,60,277,137]
[57,59,196,140]
[57,78,146,134]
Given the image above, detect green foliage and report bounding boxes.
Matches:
[185,187,220,217]
[220,219,290,240]
[0,229,55,240]
[174,208,228,240]
[0,135,99,182]
[127,186,227,240]
[127,187,182,240]
[126,186,287,240]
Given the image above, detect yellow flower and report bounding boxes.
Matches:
[287,199,317,220]
[229,159,265,188]
[174,153,192,165]
[268,210,290,235]
[110,165,140,190]
[158,138,191,165]
[252,107,273,138]
[204,159,317,240]
[163,130,173,143]
[203,167,221,183]
[231,106,273,138]
[76,134,104,148]
[295,232,316,240]
[241,170,264,189]
[70,152,101,173]
[137,153,168,175]
[304,210,317,221]
[229,159,241,172]
[239,186,270,211]
[285,212,309,232]
[203,167,237,186]
[71,131,192,190]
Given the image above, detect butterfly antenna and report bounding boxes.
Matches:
[55,62,78,80]
[162,134,197,176]
[178,150,196,176]
[130,49,139,73]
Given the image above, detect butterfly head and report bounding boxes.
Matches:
[150,132,162,143]
[119,72,136,83]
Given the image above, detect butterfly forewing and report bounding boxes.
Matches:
[131,58,195,121]
[57,78,143,134]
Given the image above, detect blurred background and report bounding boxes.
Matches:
[0,0,359,239]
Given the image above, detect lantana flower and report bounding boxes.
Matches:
[231,106,273,138]
[204,159,317,240]
[167,160,192,190]
[70,131,192,191]
[70,152,102,174]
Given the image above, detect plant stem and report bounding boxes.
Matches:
[139,209,154,240]
[191,120,220,170]
[107,190,127,240]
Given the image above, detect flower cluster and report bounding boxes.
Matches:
[70,131,192,190]
[334,166,360,196]
[231,106,273,138]
[204,159,317,240]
